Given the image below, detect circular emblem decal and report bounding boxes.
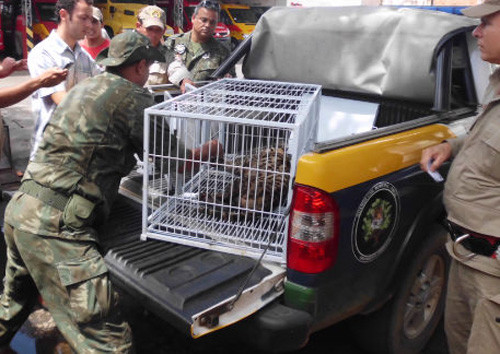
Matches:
[152,10,161,18]
[352,181,400,263]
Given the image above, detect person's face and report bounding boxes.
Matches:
[136,24,164,47]
[139,59,153,86]
[63,0,93,41]
[473,11,500,64]
[86,18,103,40]
[192,7,218,42]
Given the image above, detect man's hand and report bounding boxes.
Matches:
[37,68,68,88]
[420,142,452,172]
[193,140,224,162]
[0,58,28,78]
[181,140,224,173]
[180,78,196,94]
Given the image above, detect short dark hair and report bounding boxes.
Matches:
[194,0,220,17]
[55,0,93,24]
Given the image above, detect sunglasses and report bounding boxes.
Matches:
[198,0,221,12]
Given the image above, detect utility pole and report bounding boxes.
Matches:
[21,0,33,58]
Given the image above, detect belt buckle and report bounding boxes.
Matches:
[453,234,475,261]
[446,220,462,241]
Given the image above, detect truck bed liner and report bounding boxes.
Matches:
[100,195,273,335]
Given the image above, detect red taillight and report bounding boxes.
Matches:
[287,185,339,273]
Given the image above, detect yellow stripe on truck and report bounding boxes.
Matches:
[295,124,455,193]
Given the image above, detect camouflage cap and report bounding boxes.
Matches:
[138,5,166,30]
[462,0,500,18]
[97,31,165,67]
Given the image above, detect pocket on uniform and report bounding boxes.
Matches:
[488,293,500,306]
[481,132,500,180]
[57,254,110,325]
[62,194,96,230]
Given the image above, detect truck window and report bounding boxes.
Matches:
[35,3,57,23]
[219,10,232,26]
[227,8,258,24]
[450,33,477,108]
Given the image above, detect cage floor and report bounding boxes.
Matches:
[146,168,287,260]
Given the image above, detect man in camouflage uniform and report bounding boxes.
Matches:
[136,5,169,85]
[0,31,219,353]
[166,0,233,93]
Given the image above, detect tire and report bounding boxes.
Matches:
[349,224,449,354]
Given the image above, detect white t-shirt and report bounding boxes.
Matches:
[27,30,101,160]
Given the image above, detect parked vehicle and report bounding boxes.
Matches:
[11,6,488,354]
[31,0,57,43]
[251,6,270,20]
[1,0,22,58]
[219,3,257,50]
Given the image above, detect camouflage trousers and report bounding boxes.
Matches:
[0,223,134,353]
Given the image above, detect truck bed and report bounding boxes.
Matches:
[99,194,278,336]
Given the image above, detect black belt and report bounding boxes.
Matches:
[19,180,69,211]
[447,221,500,257]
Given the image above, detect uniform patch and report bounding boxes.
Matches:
[175,44,186,55]
[352,181,400,263]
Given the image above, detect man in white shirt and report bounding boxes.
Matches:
[28,0,100,160]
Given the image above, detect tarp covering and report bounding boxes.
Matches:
[243,6,479,103]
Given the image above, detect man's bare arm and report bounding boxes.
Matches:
[420,142,452,172]
[0,68,67,108]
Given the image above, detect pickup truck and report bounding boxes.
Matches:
[98,6,491,354]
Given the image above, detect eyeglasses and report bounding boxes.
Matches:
[197,0,220,12]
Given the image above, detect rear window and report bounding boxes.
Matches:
[35,3,57,22]
[227,8,258,24]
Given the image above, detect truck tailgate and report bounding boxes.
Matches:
[100,195,285,338]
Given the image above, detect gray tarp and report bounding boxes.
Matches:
[243,6,479,103]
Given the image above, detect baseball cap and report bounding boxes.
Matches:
[462,0,500,18]
[97,31,165,67]
[138,5,166,30]
[92,6,103,23]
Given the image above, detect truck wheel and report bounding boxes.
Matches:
[349,224,449,354]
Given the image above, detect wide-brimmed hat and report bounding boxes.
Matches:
[462,0,500,18]
[138,5,166,30]
[97,31,164,67]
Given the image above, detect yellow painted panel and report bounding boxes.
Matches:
[296,124,455,193]
[32,24,49,40]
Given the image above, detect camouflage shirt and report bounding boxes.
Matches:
[6,72,186,240]
[165,32,233,82]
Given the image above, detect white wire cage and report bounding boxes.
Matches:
[142,79,321,262]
